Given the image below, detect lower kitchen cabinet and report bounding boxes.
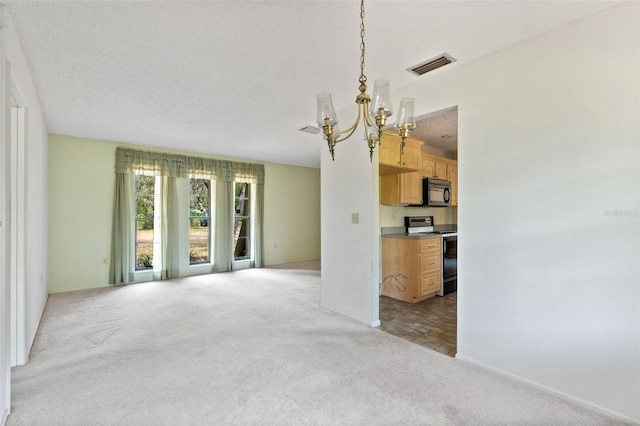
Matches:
[381,237,442,303]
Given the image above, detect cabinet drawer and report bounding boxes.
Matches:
[420,273,441,296]
[419,253,440,274]
[419,239,441,253]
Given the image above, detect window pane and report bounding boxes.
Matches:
[234,183,250,215]
[189,179,211,264]
[135,175,155,270]
[234,182,251,260]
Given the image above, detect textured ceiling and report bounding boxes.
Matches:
[412,107,459,155]
[6,1,620,168]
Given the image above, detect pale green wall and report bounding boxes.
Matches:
[263,162,320,266]
[48,136,115,293]
[48,134,321,293]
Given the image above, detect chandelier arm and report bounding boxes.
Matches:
[334,105,364,143]
[363,108,375,128]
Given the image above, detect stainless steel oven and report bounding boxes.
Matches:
[438,234,457,296]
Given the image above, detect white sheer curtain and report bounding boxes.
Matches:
[214,180,233,272]
[109,173,134,285]
[160,176,180,279]
[253,183,264,268]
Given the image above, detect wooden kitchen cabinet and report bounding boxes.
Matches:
[421,155,435,178]
[422,153,458,206]
[421,154,448,179]
[379,134,424,205]
[435,162,448,179]
[380,170,422,205]
[447,163,458,206]
[379,132,423,175]
[381,237,442,303]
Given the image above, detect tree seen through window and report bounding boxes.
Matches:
[189,179,211,264]
[135,175,155,269]
[234,182,250,260]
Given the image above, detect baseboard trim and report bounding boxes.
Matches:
[455,353,640,425]
[1,408,8,426]
[370,320,381,327]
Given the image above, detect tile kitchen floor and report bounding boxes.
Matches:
[377,292,457,357]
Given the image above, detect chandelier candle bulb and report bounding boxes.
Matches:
[316,92,338,128]
[370,79,393,119]
[395,97,417,154]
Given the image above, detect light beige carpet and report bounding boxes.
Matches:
[8,268,626,425]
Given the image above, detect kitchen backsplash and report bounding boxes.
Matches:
[380,205,457,227]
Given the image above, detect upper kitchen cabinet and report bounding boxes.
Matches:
[380,170,423,205]
[447,163,458,206]
[422,153,458,206]
[379,133,423,205]
[421,154,447,179]
[379,132,423,175]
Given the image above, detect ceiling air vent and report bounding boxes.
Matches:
[299,125,321,134]
[408,53,456,76]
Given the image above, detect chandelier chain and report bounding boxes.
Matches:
[359,0,366,85]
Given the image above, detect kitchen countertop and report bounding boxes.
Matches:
[381,232,442,240]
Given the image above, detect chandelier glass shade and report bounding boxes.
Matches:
[316,0,416,161]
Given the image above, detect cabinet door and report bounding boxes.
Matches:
[402,140,421,169]
[379,174,399,205]
[379,137,401,167]
[422,155,435,178]
[435,161,448,179]
[381,172,422,205]
[447,164,458,206]
[400,171,422,205]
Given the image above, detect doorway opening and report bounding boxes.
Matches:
[377,105,458,357]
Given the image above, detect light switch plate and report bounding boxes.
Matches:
[352,213,360,224]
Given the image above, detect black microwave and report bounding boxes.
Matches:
[420,178,451,207]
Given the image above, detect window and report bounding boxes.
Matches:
[135,175,155,270]
[112,148,265,284]
[234,182,251,260]
[189,179,211,264]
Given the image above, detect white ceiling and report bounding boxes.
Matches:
[412,107,459,155]
[6,1,620,168]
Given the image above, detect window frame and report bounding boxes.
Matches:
[233,181,254,269]
[134,174,157,272]
[188,178,212,266]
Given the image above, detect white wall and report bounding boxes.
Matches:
[410,3,639,421]
[3,10,48,364]
[321,135,380,327]
[0,7,10,422]
[0,9,49,420]
[324,2,639,421]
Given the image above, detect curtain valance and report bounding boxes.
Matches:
[114,147,265,184]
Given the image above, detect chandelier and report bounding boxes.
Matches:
[316,0,416,162]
